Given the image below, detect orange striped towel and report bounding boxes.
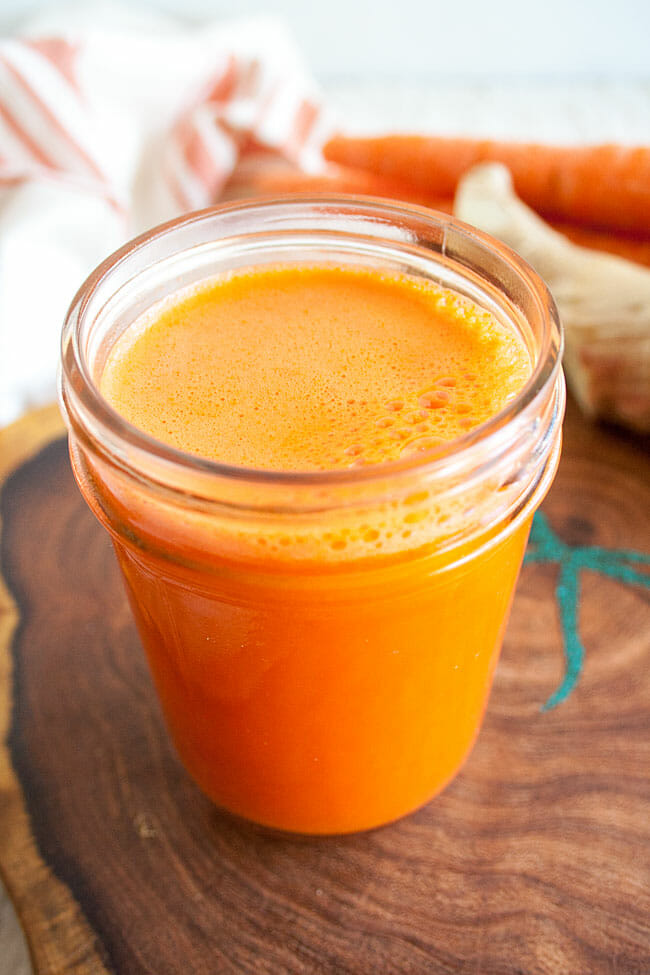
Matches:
[0,17,333,423]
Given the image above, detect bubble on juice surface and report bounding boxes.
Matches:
[419,390,449,409]
[329,537,347,551]
[404,490,429,506]
[405,410,428,425]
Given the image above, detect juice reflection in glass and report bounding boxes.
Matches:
[60,199,564,834]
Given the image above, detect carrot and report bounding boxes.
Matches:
[223,158,650,270]
[324,135,650,237]
[223,162,453,212]
[547,221,650,268]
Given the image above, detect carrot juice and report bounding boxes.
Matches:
[60,198,564,834]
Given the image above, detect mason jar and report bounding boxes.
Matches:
[60,197,564,834]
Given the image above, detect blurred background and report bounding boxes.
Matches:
[3,0,650,82]
[3,0,650,147]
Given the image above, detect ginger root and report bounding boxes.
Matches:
[455,163,650,433]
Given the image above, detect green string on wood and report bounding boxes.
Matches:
[524,512,650,711]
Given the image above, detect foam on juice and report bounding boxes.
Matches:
[101,265,531,474]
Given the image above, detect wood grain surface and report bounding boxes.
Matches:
[0,400,649,975]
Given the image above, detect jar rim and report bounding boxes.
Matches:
[60,194,563,498]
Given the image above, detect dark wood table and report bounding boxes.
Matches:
[1,401,648,975]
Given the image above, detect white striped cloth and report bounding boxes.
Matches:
[0,10,333,424]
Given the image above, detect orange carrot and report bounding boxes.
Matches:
[324,135,650,237]
[547,221,650,268]
[223,162,453,212]
[223,159,650,270]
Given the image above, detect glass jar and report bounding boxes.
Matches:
[60,197,564,834]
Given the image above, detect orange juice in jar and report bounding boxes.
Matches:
[60,198,564,834]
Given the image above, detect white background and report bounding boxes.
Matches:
[2,0,650,82]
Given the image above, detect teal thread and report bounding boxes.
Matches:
[524,512,650,711]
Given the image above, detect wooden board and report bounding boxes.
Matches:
[0,400,649,975]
